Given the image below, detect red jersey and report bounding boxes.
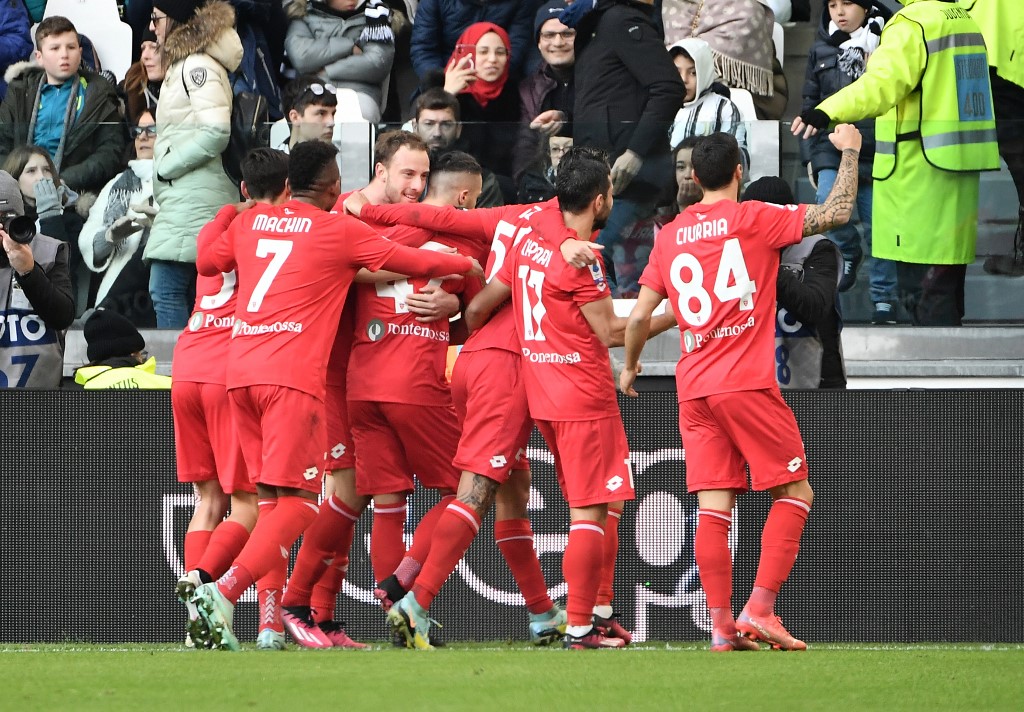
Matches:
[347,224,486,405]
[197,199,474,400]
[358,200,574,356]
[640,199,807,401]
[496,230,618,422]
[173,205,246,385]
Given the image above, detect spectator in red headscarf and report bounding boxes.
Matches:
[434,22,521,200]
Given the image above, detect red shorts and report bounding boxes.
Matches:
[679,388,809,493]
[325,382,355,471]
[228,384,327,493]
[451,349,532,483]
[349,400,461,496]
[535,416,635,508]
[172,381,254,494]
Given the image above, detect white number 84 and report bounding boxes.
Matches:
[670,238,756,327]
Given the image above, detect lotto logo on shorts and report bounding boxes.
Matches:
[302,466,320,480]
[331,443,346,459]
[787,457,803,472]
[606,475,624,492]
[490,455,507,469]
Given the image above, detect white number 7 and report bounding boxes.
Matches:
[248,239,293,312]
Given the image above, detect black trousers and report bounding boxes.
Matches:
[895,262,967,326]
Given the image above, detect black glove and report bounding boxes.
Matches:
[800,108,831,130]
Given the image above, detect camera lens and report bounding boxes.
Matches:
[3,215,36,244]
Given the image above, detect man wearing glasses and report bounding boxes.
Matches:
[514,1,577,185]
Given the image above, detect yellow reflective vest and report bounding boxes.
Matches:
[74,357,172,390]
[819,0,1001,179]
[960,0,1024,88]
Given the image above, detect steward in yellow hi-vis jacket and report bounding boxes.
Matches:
[793,0,1001,326]
[961,0,1024,277]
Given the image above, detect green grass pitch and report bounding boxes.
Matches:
[3,643,1023,710]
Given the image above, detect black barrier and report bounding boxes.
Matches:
[1,389,1021,643]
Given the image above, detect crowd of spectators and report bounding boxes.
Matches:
[0,0,1019,340]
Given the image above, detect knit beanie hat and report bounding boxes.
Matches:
[0,171,25,217]
[85,309,146,363]
[535,0,570,40]
[153,0,204,24]
[741,176,795,205]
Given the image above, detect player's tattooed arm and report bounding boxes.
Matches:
[457,474,499,513]
[802,123,863,236]
[465,278,512,332]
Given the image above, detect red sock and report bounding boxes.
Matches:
[195,520,250,580]
[394,495,456,589]
[695,508,734,631]
[596,507,622,608]
[257,556,287,634]
[695,508,733,609]
[411,500,481,610]
[217,497,319,604]
[495,518,552,615]
[371,501,407,584]
[749,498,811,616]
[311,555,348,624]
[184,530,212,572]
[563,521,605,627]
[282,494,361,607]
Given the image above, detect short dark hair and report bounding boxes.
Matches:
[691,133,741,191]
[283,74,339,118]
[432,150,481,178]
[741,176,795,205]
[373,130,428,168]
[242,148,289,200]
[413,88,461,122]
[288,141,338,193]
[555,146,611,213]
[36,16,78,46]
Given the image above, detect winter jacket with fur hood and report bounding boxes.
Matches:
[285,0,396,122]
[147,0,243,265]
[0,63,125,195]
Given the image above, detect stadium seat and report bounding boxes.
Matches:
[333,88,375,192]
[772,22,784,68]
[42,0,132,82]
[727,88,759,123]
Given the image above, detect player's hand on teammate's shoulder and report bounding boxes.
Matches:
[343,191,369,217]
[560,238,603,269]
[233,199,256,213]
[828,123,862,153]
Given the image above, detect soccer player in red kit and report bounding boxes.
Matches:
[186,141,483,651]
[467,147,677,649]
[621,128,862,651]
[279,134,477,647]
[343,185,605,648]
[172,148,289,649]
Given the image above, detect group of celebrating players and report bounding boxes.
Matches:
[170,117,864,652]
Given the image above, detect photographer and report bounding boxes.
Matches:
[0,170,74,388]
